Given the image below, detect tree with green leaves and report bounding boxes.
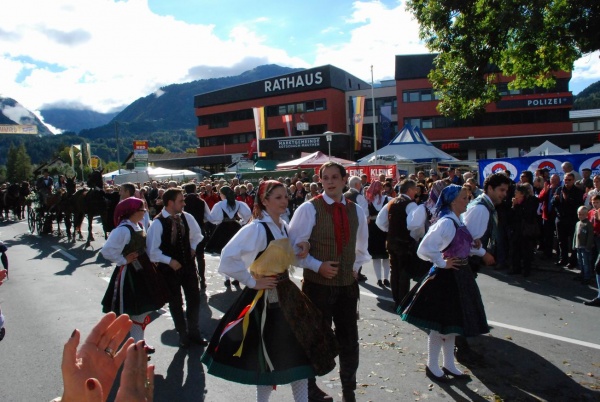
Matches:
[406,0,600,118]
[6,143,32,182]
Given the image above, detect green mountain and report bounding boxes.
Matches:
[573,80,600,110]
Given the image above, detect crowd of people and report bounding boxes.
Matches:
[4,160,599,401]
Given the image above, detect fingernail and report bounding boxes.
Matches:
[71,329,76,338]
[141,340,146,347]
[134,344,138,351]
[86,379,95,390]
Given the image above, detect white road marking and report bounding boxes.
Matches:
[51,246,78,261]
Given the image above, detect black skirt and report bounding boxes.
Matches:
[368,221,388,259]
[398,266,489,337]
[205,221,241,254]
[201,278,338,385]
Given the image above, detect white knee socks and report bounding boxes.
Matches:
[441,334,464,375]
[427,331,444,377]
[256,380,307,402]
[373,259,383,280]
[373,259,390,281]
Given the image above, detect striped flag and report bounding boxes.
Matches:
[352,96,365,151]
[380,105,392,146]
[253,106,266,157]
[282,114,292,137]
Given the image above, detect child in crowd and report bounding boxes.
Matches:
[585,196,600,306]
[574,206,594,286]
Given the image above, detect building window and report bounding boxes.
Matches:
[496,148,507,158]
[579,121,595,131]
[403,89,435,103]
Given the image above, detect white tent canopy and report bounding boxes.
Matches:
[524,140,570,156]
[357,124,458,164]
[578,143,600,154]
[102,167,198,182]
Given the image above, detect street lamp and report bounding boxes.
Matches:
[325,132,333,160]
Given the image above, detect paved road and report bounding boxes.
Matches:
[0,217,599,401]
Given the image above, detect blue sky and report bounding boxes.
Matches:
[0,0,598,132]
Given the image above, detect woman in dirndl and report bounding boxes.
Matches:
[399,185,489,383]
[364,181,391,287]
[201,180,338,402]
[101,197,168,353]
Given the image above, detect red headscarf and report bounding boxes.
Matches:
[113,197,143,227]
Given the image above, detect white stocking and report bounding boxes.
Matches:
[382,259,390,280]
[427,331,444,377]
[291,379,308,402]
[129,313,148,342]
[373,259,383,280]
[256,385,272,402]
[441,334,464,375]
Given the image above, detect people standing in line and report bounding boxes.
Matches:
[461,173,510,362]
[289,162,370,402]
[344,176,369,282]
[400,185,488,383]
[364,181,391,288]
[376,179,420,311]
[552,172,584,268]
[101,197,168,353]
[146,188,207,348]
[573,206,594,285]
[508,183,540,277]
[206,185,252,287]
[183,183,211,290]
[201,180,338,402]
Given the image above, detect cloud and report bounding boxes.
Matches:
[573,51,600,82]
[185,57,271,80]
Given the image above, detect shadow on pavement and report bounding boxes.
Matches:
[153,347,207,402]
[467,335,599,401]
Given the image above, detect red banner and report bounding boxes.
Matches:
[314,164,397,182]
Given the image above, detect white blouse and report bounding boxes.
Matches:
[208,200,252,225]
[101,220,143,266]
[219,213,290,289]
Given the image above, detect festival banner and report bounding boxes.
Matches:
[345,164,398,182]
[478,153,600,185]
[352,96,365,151]
[282,114,293,137]
[252,106,266,157]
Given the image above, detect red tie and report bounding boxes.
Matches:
[331,202,349,256]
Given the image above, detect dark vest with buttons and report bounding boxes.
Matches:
[386,196,415,253]
[156,214,192,268]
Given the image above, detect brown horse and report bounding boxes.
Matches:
[70,170,111,247]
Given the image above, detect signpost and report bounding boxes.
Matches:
[133,140,149,170]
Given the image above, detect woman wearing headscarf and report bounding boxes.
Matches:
[101,197,168,353]
[399,185,489,383]
[365,181,391,287]
[201,180,337,402]
[206,186,253,286]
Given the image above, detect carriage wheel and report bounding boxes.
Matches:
[36,209,44,235]
[27,206,36,233]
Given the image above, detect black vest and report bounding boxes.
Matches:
[156,214,192,268]
[386,196,415,252]
[183,193,206,232]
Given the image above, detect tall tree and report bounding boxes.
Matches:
[407,0,600,118]
[7,143,32,182]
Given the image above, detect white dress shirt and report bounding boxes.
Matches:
[219,212,289,289]
[462,195,492,257]
[375,194,418,236]
[101,220,142,266]
[407,203,428,241]
[146,209,204,265]
[288,193,371,273]
[355,193,369,219]
[208,200,252,225]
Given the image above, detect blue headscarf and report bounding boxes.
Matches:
[434,184,463,219]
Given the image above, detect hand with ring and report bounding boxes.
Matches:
[60,312,134,402]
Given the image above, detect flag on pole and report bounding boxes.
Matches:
[69,146,75,168]
[253,106,266,157]
[352,96,365,151]
[282,114,292,137]
[247,138,257,158]
[380,105,392,146]
[86,143,92,167]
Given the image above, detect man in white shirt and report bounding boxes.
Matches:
[344,175,369,282]
[147,188,205,348]
[289,162,370,402]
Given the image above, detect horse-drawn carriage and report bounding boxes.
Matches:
[25,190,61,235]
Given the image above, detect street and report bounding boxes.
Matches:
[0,217,598,401]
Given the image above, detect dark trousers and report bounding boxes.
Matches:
[556,218,577,264]
[511,236,534,274]
[159,263,201,336]
[542,217,556,257]
[302,280,359,392]
[388,249,413,309]
[196,242,206,286]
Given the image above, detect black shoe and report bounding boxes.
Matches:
[377,280,384,287]
[308,383,333,402]
[555,260,567,266]
[583,298,600,306]
[442,367,471,380]
[425,366,450,383]
[383,279,391,287]
[341,390,356,402]
[189,332,209,346]
[357,273,367,282]
[224,279,231,287]
[231,279,240,286]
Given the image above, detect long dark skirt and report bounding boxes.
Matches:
[205,221,241,254]
[398,265,489,337]
[368,221,388,259]
[201,279,338,385]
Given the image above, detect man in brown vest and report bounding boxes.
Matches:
[376,179,419,311]
[289,162,371,402]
